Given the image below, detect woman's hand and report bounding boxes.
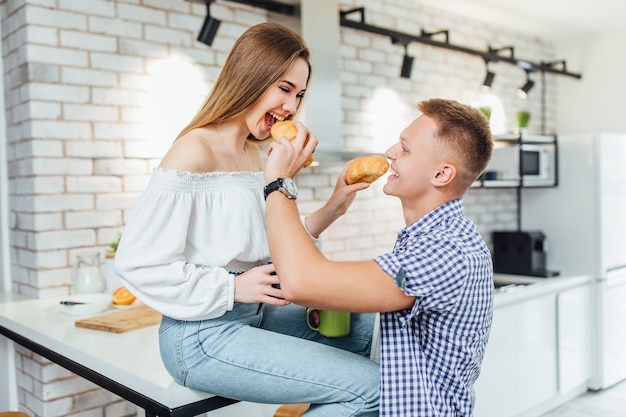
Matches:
[234,263,290,306]
[265,121,318,183]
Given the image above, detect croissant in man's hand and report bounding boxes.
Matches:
[346,155,390,185]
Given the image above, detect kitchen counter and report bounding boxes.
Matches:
[1,274,592,417]
[0,293,240,416]
[493,273,593,308]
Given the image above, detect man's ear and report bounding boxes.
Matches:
[432,163,456,187]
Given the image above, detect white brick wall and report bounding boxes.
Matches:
[1,0,558,415]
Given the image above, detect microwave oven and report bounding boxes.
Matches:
[485,143,557,186]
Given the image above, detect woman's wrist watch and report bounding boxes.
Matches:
[264,177,298,200]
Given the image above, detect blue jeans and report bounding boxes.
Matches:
[159,302,378,416]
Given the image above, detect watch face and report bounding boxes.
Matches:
[281,177,298,196]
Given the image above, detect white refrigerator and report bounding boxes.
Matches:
[520,132,626,390]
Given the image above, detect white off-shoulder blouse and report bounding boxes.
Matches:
[115,167,277,321]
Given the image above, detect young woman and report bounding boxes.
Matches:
[115,23,379,416]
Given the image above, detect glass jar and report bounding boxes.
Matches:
[73,252,106,294]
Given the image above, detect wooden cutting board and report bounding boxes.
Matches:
[75,306,162,333]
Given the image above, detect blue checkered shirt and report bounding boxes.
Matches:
[374,199,494,416]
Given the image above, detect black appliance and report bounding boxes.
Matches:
[492,231,559,277]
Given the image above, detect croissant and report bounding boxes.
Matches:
[346,155,390,185]
[271,120,314,167]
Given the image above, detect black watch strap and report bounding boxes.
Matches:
[264,178,282,200]
[264,177,297,200]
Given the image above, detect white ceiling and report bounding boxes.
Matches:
[417,0,626,41]
[236,1,626,40]
[256,1,626,41]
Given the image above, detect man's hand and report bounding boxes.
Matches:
[325,160,371,215]
[303,161,370,238]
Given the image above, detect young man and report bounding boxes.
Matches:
[264,98,494,416]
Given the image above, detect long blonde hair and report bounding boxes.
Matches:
[176,22,311,139]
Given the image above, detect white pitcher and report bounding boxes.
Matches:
[73,252,106,294]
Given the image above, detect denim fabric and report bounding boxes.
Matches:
[159,302,379,416]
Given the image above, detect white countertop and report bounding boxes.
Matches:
[0,274,593,412]
[0,293,218,410]
[493,273,593,308]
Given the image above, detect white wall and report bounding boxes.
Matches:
[0,15,18,412]
[0,0,555,415]
[557,28,626,134]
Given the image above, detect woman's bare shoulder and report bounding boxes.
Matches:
[159,128,215,173]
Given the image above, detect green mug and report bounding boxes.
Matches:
[306,307,351,338]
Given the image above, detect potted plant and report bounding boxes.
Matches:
[478,106,492,122]
[514,110,531,135]
[106,236,119,259]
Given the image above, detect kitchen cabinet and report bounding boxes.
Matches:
[597,269,626,389]
[474,293,558,417]
[475,275,592,417]
[557,282,592,393]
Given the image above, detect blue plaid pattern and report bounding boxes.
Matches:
[375,199,494,416]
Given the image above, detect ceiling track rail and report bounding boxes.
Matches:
[205,0,582,80]
[338,7,581,79]
[223,0,298,15]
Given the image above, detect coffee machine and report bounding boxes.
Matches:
[492,231,559,277]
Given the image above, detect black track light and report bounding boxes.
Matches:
[401,55,414,78]
[400,44,413,78]
[197,1,221,47]
[517,73,535,99]
[481,57,496,90]
[482,70,495,90]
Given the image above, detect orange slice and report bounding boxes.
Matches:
[112,286,136,305]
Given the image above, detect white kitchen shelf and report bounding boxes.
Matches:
[494,132,556,143]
